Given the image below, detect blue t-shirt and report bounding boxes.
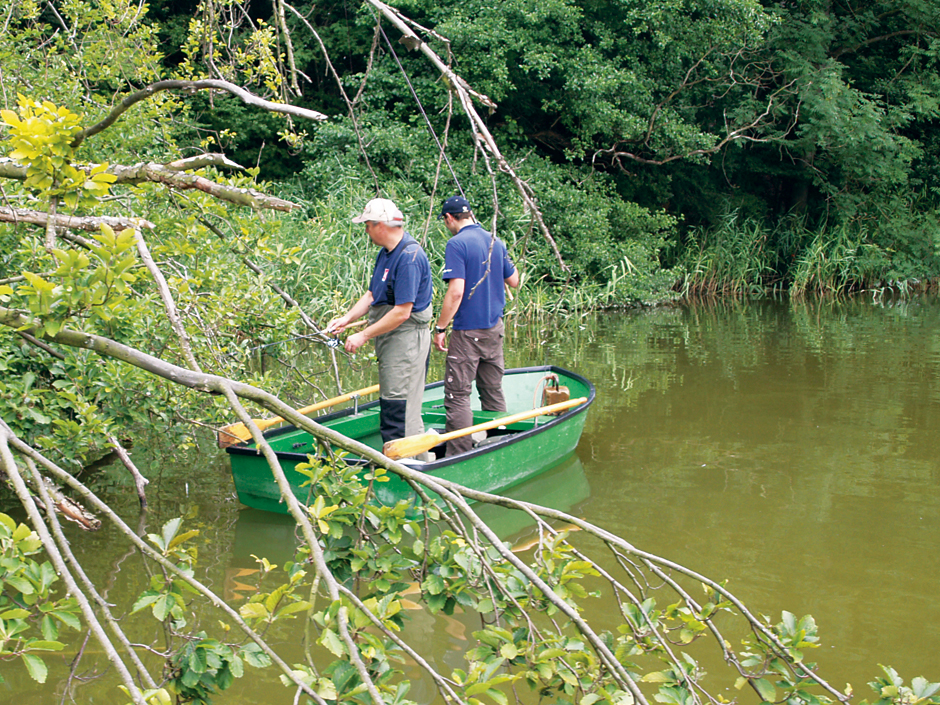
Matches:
[369,233,433,312]
[442,223,516,330]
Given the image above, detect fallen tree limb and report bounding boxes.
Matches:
[0,206,155,232]
[71,78,327,149]
[366,0,568,271]
[0,159,299,212]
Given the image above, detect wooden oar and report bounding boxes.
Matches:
[217,384,380,448]
[382,396,588,460]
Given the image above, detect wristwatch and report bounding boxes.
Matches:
[434,326,448,334]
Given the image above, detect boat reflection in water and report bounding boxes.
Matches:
[226,452,591,592]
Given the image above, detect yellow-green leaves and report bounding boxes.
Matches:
[1,95,115,207]
[237,571,312,628]
[119,685,172,705]
[306,493,340,535]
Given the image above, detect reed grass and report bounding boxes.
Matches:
[674,211,772,297]
[672,211,905,299]
[789,223,886,297]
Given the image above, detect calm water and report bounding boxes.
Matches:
[6,296,940,702]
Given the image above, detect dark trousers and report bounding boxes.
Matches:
[443,319,506,456]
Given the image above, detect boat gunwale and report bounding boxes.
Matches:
[225,365,595,470]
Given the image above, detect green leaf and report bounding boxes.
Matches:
[912,678,940,700]
[239,602,269,621]
[40,615,58,641]
[240,643,271,668]
[486,687,509,705]
[274,601,311,618]
[0,513,15,533]
[423,574,445,595]
[0,609,32,620]
[229,655,244,679]
[27,640,66,651]
[50,610,81,630]
[319,627,345,657]
[152,593,176,621]
[753,677,776,702]
[332,660,359,694]
[4,576,35,595]
[537,648,566,660]
[22,653,48,683]
[167,529,200,551]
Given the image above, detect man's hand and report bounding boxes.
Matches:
[345,331,368,353]
[433,330,448,353]
[326,316,348,334]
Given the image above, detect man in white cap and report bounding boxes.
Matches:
[432,195,519,456]
[328,198,433,448]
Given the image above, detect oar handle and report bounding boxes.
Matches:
[383,396,588,460]
[436,397,587,442]
[218,383,381,447]
[256,384,380,432]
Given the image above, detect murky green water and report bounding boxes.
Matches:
[6,296,940,702]
[543,296,940,696]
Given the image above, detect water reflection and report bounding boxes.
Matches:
[538,296,940,692]
[228,452,592,571]
[220,453,591,703]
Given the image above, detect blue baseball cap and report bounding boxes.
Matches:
[439,195,472,219]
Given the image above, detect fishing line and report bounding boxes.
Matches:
[373,13,466,199]
[248,334,341,353]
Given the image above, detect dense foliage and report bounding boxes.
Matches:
[165,0,940,294]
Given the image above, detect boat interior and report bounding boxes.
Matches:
[262,403,541,462]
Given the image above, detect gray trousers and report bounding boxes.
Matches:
[370,304,431,443]
[443,319,506,456]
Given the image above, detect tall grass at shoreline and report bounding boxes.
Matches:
[263,185,935,335]
[671,211,935,299]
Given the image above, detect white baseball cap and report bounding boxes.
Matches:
[351,198,404,226]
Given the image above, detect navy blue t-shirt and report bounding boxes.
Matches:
[442,224,516,330]
[369,233,433,312]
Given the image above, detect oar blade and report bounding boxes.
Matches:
[383,432,440,460]
[217,422,251,448]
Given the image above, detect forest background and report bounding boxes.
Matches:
[2,0,940,703]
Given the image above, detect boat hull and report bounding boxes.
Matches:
[225,366,595,514]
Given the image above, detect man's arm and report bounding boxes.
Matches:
[328,290,373,332]
[433,278,465,352]
[345,302,413,353]
[505,269,520,288]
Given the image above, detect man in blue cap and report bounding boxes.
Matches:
[432,195,520,456]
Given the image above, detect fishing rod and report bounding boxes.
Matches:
[248,320,367,353]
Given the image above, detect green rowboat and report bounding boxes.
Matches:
[225,366,595,513]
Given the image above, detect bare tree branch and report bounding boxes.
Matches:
[0,205,155,231]
[106,434,149,508]
[72,78,327,149]
[284,1,381,194]
[594,79,800,169]
[366,0,569,271]
[0,158,300,211]
[165,153,245,171]
[133,228,203,373]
